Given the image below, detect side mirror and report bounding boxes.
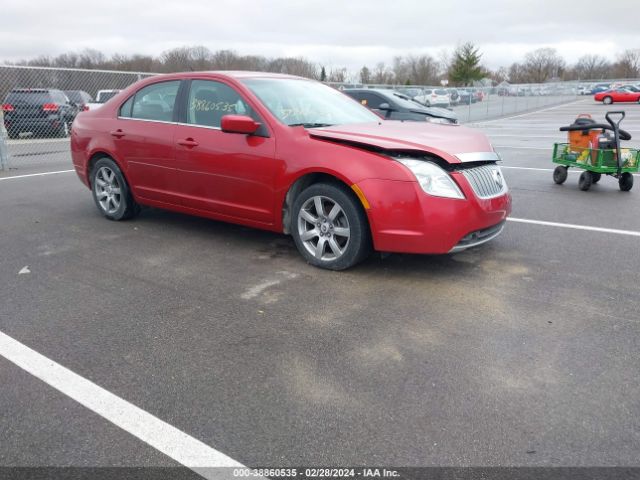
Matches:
[221,115,260,135]
[378,103,393,110]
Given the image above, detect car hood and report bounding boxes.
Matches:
[309,121,495,163]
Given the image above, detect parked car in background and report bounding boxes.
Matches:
[469,88,484,102]
[71,72,510,270]
[619,84,640,93]
[590,84,611,95]
[413,88,450,107]
[594,88,640,104]
[344,89,458,124]
[577,85,590,95]
[457,89,473,104]
[448,88,460,105]
[1,88,76,138]
[64,90,93,111]
[396,87,423,100]
[85,89,121,110]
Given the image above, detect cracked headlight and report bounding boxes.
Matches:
[396,159,464,199]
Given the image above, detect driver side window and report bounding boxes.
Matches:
[187,80,255,128]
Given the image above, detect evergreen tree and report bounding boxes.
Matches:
[320,66,327,82]
[449,43,484,86]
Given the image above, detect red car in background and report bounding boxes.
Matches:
[71,72,511,270]
[594,88,640,104]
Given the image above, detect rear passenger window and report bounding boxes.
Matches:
[130,81,180,122]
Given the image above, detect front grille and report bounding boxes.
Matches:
[461,164,508,199]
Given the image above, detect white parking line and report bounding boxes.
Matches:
[508,217,640,237]
[495,145,552,150]
[0,169,75,181]
[0,330,247,479]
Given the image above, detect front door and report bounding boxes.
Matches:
[175,79,277,224]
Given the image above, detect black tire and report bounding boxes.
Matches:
[619,172,633,192]
[591,172,601,184]
[7,130,19,139]
[291,182,371,270]
[578,171,593,191]
[553,166,568,184]
[91,157,140,220]
[603,96,613,105]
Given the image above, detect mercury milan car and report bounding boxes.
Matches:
[71,72,511,270]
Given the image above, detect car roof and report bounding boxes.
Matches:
[152,71,307,81]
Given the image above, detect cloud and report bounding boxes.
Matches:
[1,0,638,71]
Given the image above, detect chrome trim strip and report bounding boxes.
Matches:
[116,118,222,131]
[449,224,505,253]
[117,117,176,125]
[455,151,501,162]
[175,122,221,131]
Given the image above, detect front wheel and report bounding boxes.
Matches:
[91,157,140,220]
[553,166,568,184]
[291,183,371,270]
[619,172,633,191]
[591,172,601,183]
[603,96,613,105]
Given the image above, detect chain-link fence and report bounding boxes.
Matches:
[0,65,155,171]
[3,64,636,172]
[328,81,585,123]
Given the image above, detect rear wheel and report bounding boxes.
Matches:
[619,172,633,191]
[603,96,613,105]
[553,166,568,184]
[578,171,593,191]
[91,157,140,220]
[291,182,371,270]
[591,172,601,184]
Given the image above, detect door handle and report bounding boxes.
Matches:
[110,129,125,138]
[178,138,199,148]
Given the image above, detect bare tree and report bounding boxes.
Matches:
[521,48,566,83]
[613,49,640,78]
[372,62,394,84]
[573,55,611,80]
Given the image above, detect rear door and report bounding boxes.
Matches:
[174,79,277,224]
[113,80,183,205]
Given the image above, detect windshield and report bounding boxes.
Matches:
[242,78,380,127]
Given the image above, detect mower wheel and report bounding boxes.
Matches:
[553,166,568,184]
[619,172,633,192]
[591,172,601,184]
[579,171,593,191]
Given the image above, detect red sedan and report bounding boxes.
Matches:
[71,72,511,270]
[594,88,640,104]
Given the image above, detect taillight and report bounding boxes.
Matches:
[42,103,59,112]
[1,103,14,112]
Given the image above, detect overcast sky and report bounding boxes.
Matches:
[1,0,638,71]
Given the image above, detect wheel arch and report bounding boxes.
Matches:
[86,151,126,188]
[281,171,370,235]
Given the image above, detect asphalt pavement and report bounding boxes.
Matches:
[1,98,639,474]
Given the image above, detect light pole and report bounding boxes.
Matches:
[0,110,8,171]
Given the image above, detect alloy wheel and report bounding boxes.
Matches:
[94,166,122,214]
[297,195,351,261]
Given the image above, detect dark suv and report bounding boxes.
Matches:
[1,88,76,138]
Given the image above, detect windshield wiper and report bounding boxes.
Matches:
[288,122,334,128]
